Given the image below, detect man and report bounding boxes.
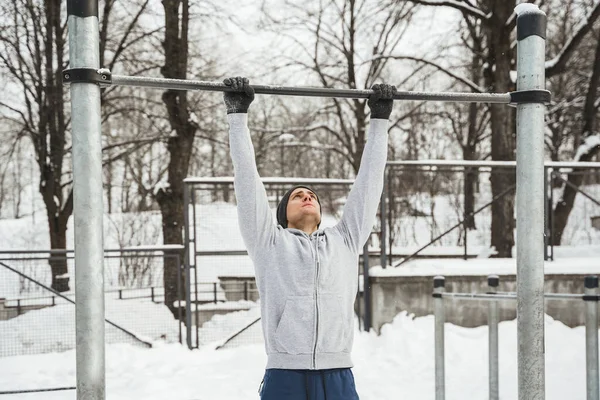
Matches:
[224,76,395,399]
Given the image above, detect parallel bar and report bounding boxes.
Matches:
[441,293,517,301]
[585,276,599,400]
[441,291,591,301]
[433,277,446,400]
[111,74,512,103]
[182,183,193,348]
[67,1,106,399]
[488,275,500,400]
[515,5,547,400]
[544,293,587,300]
[192,188,200,349]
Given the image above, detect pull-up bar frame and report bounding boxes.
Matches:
[63,69,551,105]
[65,1,548,399]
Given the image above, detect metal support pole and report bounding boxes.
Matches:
[544,167,549,261]
[387,171,394,265]
[363,242,372,331]
[585,276,599,400]
[488,275,500,400]
[67,1,105,398]
[192,189,200,348]
[433,276,445,400]
[515,4,547,400]
[183,183,192,349]
[550,170,555,261]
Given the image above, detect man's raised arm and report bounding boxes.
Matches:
[334,84,396,253]
[224,77,277,256]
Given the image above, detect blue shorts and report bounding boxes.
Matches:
[259,368,360,400]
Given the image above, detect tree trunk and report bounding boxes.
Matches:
[158,0,197,316]
[552,30,600,245]
[39,0,70,291]
[47,208,70,292]
[463,103,478,230]
[552,146,600,244]
[485,0,516,258]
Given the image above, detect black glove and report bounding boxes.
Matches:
[223,76,255,114]
[367,83,397,120]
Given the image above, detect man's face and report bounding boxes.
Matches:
[286,188,321,228]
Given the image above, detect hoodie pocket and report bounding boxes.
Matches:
[274,296,314,355]
[318,294,347,353]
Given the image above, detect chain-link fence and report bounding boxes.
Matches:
[0,248,184,357]
[184,178,362,348]
[384,161,600,265]
[183,164,600,348]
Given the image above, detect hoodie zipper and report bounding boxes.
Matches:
[312,233,320,369]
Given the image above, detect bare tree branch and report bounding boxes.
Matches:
[405,0,489,20]
[546,1,600,77]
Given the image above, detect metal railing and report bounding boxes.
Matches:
[432,275,599,400]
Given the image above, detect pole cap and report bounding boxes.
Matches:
[585,276,599,289]
[515,4,547,41]
[488,274,500,288]
[433,276,445,289]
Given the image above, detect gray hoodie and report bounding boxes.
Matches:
[227,113,388,370]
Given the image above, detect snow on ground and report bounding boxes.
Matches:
[0,312,593,400]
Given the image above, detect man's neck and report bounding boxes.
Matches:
[288,222,318,235]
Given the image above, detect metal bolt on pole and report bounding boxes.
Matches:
[515,4,547,399]
[585,276,599,400]
[488,275,500,400]
[433,276,446,400]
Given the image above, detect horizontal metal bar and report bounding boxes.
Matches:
[196,250,248,256]
[441,293,518,301]
[0,246,183,255]
[441,292,589,302]
[495,291,585,300]
[545,293,587,300]
[386,160,600,168]
[0,386,76,395]
[111,74,512,104]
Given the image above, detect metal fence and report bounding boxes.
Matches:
[432,274,599,400]
[0,247,184,357]
[183,177,374,348]
[382,161,600,267]
[182,163,600,345]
